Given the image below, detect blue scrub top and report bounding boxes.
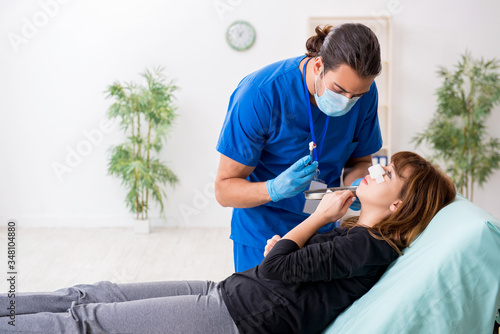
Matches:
[216,55,382,249]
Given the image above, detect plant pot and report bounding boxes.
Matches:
[134,219,150,234]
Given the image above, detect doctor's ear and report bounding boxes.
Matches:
[389,199,402,213]
[313,57,324,75]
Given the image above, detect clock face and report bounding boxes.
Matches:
[226,21,256,51]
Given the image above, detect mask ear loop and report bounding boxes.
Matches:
[321,67,326,90]
[315,67,325,97]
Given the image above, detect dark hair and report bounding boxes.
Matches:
[342,151,456,254]
[305,23,382,78]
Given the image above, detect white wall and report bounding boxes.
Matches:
[0,0,499,227]
[390,0,500,216]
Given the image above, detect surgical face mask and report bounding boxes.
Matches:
[368,164,386,184]
[314,69,360,117]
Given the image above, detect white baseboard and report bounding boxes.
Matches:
[0,216,173,228]
[0,215,229,228]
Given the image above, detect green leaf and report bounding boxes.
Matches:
[105,67,179,217]
[414,52,500,201]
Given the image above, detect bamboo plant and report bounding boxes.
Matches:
[414,52,500,201]
[106,67,179,220]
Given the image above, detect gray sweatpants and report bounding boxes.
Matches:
[0,280,239,334]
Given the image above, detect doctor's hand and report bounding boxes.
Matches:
[263,235,281,257]
[312,190,355,224]
[349,178,363,211]
[266,156,318,202]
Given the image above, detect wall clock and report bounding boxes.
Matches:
[226,21,256,51]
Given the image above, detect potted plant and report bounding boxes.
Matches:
[414,52,500,201]
[105,67,179,233]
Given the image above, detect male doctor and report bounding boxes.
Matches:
[215,23,383,272]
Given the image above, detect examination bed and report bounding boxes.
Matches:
[323,195,500,333]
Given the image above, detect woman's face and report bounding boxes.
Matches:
[356,163,407,213]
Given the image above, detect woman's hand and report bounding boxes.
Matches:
[263,235,281,257]
[280,190,355,249]
[312,190,355,224]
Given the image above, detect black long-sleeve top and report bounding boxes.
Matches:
[220,226,399,334]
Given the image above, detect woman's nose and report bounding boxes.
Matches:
[368,164,386,183]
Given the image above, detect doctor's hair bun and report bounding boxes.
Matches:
[305,25,333,57]
[305,23,382,78]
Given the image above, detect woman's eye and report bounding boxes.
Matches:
[387,170,392,179]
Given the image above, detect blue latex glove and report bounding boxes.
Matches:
[349,178,363,211]
[266,156,319,202]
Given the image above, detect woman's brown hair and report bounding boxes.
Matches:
[342,151,456,254]
[305,23,382,78]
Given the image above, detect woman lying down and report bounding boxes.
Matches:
[0,151,456,334]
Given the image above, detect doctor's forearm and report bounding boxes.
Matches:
[343,161,371,186]
[215,178,272,208]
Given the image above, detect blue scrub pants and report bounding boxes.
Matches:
[233,242,264,272]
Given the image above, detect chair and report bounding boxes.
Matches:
[323,195,500,334]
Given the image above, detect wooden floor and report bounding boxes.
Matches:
[0,226,234,293]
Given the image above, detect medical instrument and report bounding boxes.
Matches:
[368,164,385,184]
[303,186,358,200]
[308,141,316,165]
